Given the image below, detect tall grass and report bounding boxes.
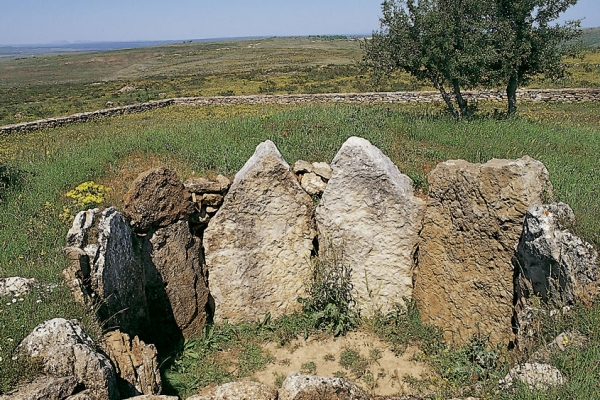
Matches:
[0,102,598,396]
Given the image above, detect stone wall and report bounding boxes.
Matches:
[2,88,599,136]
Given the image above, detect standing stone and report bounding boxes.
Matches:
[203,140,316,323]
[515,202,598,306]
[123,167,195,233]
[17,318,119,400]
[315,136,425,316]
[143,220,209,338]
[514,203,598,346]
[414,156,552,345]
[89,208,148,335]
[103,330,161,397]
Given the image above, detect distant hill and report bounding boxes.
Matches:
[582,27,600,48]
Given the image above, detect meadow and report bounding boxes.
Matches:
[1,33,600,399]
[1,99,599,398]
[1,35,600,126]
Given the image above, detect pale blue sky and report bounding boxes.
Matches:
[0,0,597,45]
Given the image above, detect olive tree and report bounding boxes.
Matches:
[363,0,581,117]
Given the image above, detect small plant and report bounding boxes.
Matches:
[237,343,271,378]
[273,372,287,388]
[66,181,111,210]
[298,244,358,336]
[339,347,369,378]
[324,353,335,362]
[300,361,317,374]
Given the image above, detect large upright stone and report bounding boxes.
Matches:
[203,140,316,323]
[123,167,195,233]
[88,208,148,335]
[414,156,552,345]
[143,220,209,338]
[315,136,425,316]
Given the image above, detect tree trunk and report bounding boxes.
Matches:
[432,76,458,119]
[452,79,469,118]
[507,74,518,116]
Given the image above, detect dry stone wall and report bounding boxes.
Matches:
[2,88,599,135]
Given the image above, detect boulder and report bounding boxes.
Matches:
[515,202,598,306]
[204,140,316,323]
[103,330,161,397]
[123,396,179,400]
[188,381,278,400]
[17,318,119,400]
[315,136,425,316]
[279,373,370,400]
[414,156,552,345]
[123,167,195,232]
[184,174,231,194]
[143,220,209,338]
[65,391,94,400]
[0,375,78,400]
[88,208,148,335]
[0,276,38,298]
[66,208,99,247]
[500,362,566,390]
[300,172,327,196]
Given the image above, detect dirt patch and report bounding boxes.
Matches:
[251,330,430,397]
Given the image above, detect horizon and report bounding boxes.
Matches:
[0,0,598,47]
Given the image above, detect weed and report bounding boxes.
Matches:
[324,353,335,362]
[237,343,271,378]
[273,372,287,388]
[299,244,358,336]
[339,347,369,379]
[300,361,317,374]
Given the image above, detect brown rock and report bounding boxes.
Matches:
[202,193,224,206]
[414,156,552,345]
[103,330,161,397]
[123,167,195,232]
[184,174,231,194]
[143,220,209,337]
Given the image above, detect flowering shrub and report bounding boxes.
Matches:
[66,181,111,210]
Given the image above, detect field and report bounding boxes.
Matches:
[1,36,600,126]
[1,34,600,399]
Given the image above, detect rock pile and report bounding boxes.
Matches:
[10,136,599,399]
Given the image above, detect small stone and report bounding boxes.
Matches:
[292,160,313,174]
[279,373,370,400]
[300,172,327,195]
[0,277,38,298]
[311,162,332,180]
[500,362,566,390]
[205,206,219,213]
[202,193,224,206]
[184,174,231,194]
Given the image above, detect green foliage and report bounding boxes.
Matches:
[339,348,370,378]
[0,163,25,202]
[299,245,358,336]
[363,0,583,116]
[300,361,317,374]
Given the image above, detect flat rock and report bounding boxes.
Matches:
[315,136,425,316]
[311,162,332,180]
[17,318,119,400]
[500,362,566,390]
[123,167,195,232]
[103,330,161,397]
[0,375,78,400]
[0,276,38,298]
[204,140,316,323]
[143,220,209,337]
[279,373,370,400]
[184,174,231,194]
[189,381,278,400]
[292,160,314,174]
[414,156,552,345]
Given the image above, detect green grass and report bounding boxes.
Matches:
[1,35,599,126]
[0,101,599,397]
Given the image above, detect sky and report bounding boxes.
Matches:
[0,0,598,46]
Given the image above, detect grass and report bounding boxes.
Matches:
[0,101,599,397]
[1,35,599,126]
